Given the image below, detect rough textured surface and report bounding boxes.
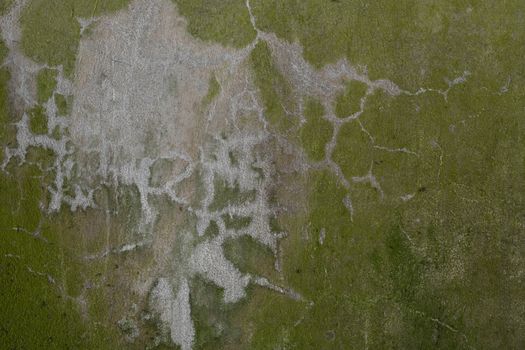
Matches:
[1,0,524,349]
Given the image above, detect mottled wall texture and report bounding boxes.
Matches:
[1,0,524,349]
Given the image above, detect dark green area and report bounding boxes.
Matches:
[25,146,56,170]
[222,215,252,230]
[299,98,332,161]
[203,220,219,238]
[233,1,525,342]
[1,246,95,349]
[228,150,239,167]
[250,41,298,134]
[21,0,131,76]
[0,0,14,15]
[251,0,525,91]
[223,235,275,277]
[173,0,256,48]
[36,68,57,104]
[190,277,243,350]
[0,111,149,349]
[332,119,372,178]
[0,37,8,64]
[242,163,524,348]
[335,80,368,118]
[55,94,72,116]
[209,179,256,211]
[0,161,122,349]
[241,46,525,346]
[28,105,48,135]
[202,73,221,107]
[149,159,177,188]
[269,216,281,233]
[0,67,13,164]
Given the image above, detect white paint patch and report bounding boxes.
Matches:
[69,0,241,225]
[150,278,195,350]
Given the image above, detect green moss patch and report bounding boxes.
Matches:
[202,73,221,107]
[0,0,14,15]
[0,67,13,159]
[0,162,118,349]
[250,41,298,134]
[203,220,219,238]
[335,80,368,118]
[209,179,256,211]
[54,94,72,116]
[28,106,48,135]
[251,0,525,91]
[332,120,372,178]
[36,68,57,104]
[190,276,242,349]
[0,38,8,64]
[21,0,131,76]
[173,0,256,48]
[299,98,332,161]
[224,235,275,277]
[222,215,252,230]
[240,65,525,348]
[25,146,56,170]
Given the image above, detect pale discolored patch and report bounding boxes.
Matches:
[70,0,239,225]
